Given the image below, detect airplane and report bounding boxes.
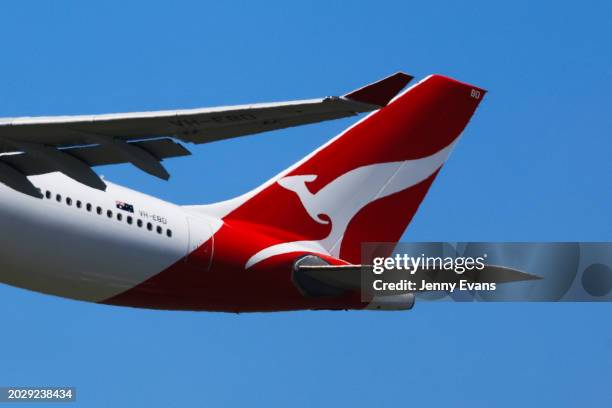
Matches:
[0,72,518,312]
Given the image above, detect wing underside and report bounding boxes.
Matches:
[0,72,413,197]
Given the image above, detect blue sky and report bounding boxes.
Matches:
[0,1,610,406]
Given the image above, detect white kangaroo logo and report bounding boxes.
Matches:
[245,143,456,268]
[277,175,330,225]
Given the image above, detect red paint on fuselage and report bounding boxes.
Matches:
[104,219,362,312]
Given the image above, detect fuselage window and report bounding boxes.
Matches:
[47,194,173,236]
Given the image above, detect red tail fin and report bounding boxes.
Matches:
[202,74,487,265]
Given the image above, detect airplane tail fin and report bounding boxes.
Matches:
[194,74,487,264]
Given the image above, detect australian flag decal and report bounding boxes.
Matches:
[116,201,134,213]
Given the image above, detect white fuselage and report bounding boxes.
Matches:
[0,173,216,303]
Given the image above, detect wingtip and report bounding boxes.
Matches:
[344,72,414,107]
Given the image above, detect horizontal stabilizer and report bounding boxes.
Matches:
[297,264,363,291]
[418,265,542,288]
[297,264,541,293]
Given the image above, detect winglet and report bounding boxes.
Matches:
[344,72,413,107]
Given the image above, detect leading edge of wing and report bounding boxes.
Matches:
[0,72,413,195]
[0,72,413,129]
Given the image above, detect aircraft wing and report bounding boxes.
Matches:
[0,72,413,197]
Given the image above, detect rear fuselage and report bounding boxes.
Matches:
[0,173,364,312]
